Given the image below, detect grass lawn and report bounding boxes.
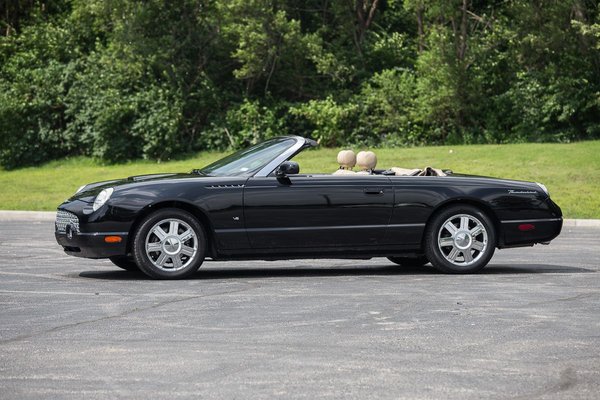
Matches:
[1,141,599,218]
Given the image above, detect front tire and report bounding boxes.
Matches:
[132,208,206,279]
[109,256,139,272]
[387,256,429,267]
[424,205,496,274]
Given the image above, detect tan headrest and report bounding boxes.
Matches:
[337,150,356,170]
[356,151,377,171]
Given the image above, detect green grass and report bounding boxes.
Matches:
[1,141,599,218]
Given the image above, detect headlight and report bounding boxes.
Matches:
[75,185,87,194]
[93,188,114,211]
[536,182,549,196]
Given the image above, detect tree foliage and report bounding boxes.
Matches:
[0,0,599,168]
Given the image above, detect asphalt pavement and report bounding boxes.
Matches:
[0,220,599,399]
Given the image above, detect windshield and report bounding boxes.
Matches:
[198,138,296,177]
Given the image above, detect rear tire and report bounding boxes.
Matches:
[132,208,206,279]
[109,256,139,272]
[387,256,429,267]
[424,205,496,274]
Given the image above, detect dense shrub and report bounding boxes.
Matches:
[203,99,287,149]
[290,97,358,147]
[0,0,599,168]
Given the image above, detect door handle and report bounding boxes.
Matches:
[364,187,384,195]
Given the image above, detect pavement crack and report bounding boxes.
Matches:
[0,285,255,345]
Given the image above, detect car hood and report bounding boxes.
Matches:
[67,173,199,202]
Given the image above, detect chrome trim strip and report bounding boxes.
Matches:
[215,223,425,234]
[75,232,129,237]
[389,223,426,228]
[245,180,394,189]
[500,218,562,224]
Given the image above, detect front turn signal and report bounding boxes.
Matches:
[104,236,122,243]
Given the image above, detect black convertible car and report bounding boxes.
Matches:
[55,136,562,279]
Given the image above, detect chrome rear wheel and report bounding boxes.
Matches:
[425,205,496,274]
[437,214,488,267]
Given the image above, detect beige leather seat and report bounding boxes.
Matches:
[390,167,421,176]
[333,150,357,175]
[355,151,377,174]
[390,166,447,176]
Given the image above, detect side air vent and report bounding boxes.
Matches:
[205,184,245,189]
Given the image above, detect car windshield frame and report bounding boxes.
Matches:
[197,137,307,177]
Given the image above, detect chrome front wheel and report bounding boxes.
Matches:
[133,208,206,279]
[109,256,140,272]
[145,218,198,272]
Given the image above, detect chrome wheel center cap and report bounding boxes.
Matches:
[454,231,472,249]
[163,237,181,255]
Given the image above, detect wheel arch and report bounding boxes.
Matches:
[425,198,501,247]
[126,200,217,258]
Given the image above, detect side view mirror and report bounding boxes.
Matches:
[275,161,300,178]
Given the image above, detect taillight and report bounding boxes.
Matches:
[518,224,535,232]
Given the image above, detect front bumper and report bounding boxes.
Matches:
[55,231,129,259]
[55,207,129,259]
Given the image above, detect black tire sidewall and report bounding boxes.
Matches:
[424,205,496,274]
[133,208,206,279]
[109,256,139,271]
[387,256,429,267]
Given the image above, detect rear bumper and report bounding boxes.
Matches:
[55,231,128,259]
[499,217,563,248]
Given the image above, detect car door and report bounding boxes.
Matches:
[385,176,442,246]
[243,174,394,249]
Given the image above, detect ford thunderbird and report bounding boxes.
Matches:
[55,136,562,279]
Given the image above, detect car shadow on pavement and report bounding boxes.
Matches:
[482,264,594,274]
[78,263,594,281]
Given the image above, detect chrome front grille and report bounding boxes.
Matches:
[55,210,80,233]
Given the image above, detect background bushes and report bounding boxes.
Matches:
[1,0,599,168]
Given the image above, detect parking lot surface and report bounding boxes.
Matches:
[0,220,599,399]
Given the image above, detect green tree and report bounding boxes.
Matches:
[1,0,599,168]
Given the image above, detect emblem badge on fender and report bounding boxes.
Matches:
[508,189,537,194]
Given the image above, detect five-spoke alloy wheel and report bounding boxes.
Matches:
[424,205,496,273]
[133,208,206,279]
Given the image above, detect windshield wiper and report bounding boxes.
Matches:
[190,169,207,176]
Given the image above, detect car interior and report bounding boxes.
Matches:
[332,149,447,177]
